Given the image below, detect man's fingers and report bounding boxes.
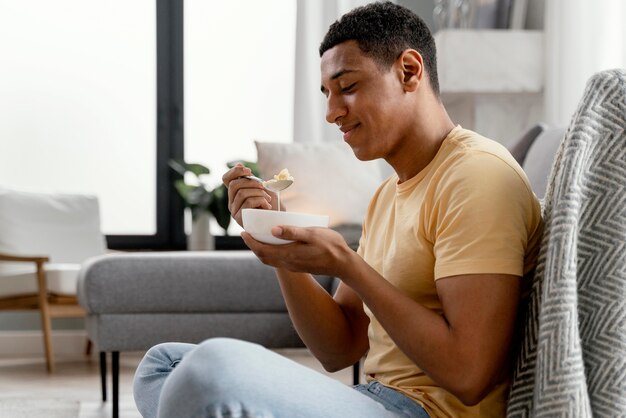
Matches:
[228,178,270,208]
[271,225,313,242]
[231,189,272,214]
[222,164,251,188]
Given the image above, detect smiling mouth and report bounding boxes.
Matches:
[340,123,359,141]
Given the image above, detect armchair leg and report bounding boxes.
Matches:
[36,262,54,373]
[112,351,119,418]
[39,306,54,372]
[100,352,107,402]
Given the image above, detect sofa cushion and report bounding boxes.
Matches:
[0,263,80,297]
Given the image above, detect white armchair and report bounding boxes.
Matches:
[0,187,107,371]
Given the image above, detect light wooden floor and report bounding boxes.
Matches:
[0,349,355,418]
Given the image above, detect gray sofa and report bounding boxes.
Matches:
[79,252,326,352]
[78,251,339,418]
[77,125,563,418]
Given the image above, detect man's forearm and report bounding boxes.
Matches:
[275,268,366,371]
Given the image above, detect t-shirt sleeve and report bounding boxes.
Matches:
[425,151,537,280]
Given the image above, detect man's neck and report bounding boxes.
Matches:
[389,107,455,183]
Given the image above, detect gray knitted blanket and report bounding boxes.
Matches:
[507,69,626,417]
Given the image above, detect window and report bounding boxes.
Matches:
[0,0,157,236]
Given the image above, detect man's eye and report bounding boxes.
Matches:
[341,83,357,93]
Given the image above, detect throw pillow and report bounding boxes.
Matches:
[255,141,384,227]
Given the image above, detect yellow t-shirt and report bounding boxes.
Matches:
[358,126,543,418]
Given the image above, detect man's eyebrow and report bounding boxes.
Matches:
[331,69,355,80]
[320,69,356,94]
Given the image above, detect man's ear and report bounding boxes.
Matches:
[397,49,423,92]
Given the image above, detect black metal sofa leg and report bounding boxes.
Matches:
[113,351,120,418]
[100,351,120,418]
[100,352,107,402]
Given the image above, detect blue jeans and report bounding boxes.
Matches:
[133,338,430,418]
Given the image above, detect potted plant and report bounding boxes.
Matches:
[169,159,260,249]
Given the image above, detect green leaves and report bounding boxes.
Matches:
[169,160,210,177]
[170,158,257,235]
[173,180,195,202]
[209,184,231,232]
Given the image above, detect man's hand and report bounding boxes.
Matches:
[222,163,276,226]
[241,226,356,277]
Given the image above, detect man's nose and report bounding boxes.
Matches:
[325,94,347,124]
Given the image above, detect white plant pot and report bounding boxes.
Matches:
[188,212,215,251]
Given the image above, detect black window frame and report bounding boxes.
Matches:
[106,0,186,251]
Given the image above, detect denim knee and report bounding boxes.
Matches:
[156,338,272,417]
[183,338,264,395]
[133,342,197,418]
[148,342,185,368]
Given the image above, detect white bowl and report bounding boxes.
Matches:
[242,208,329,245]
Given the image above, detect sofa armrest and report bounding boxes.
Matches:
[77,251,334,314]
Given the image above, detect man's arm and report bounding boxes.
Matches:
[222,164,370,370]
[275,270,370,371]
[244,226,521,406]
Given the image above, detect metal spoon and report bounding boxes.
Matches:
[244,176,293,192]
[244,175,265,184]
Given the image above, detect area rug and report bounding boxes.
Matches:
[0,398,79,418]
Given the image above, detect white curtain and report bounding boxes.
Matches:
[544,0,626,126]
[293,0,377,143]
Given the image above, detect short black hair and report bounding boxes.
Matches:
[319,1,439,96]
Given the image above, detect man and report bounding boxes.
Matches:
[133,3,542,417]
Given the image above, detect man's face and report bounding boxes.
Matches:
[320,40,407,161]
